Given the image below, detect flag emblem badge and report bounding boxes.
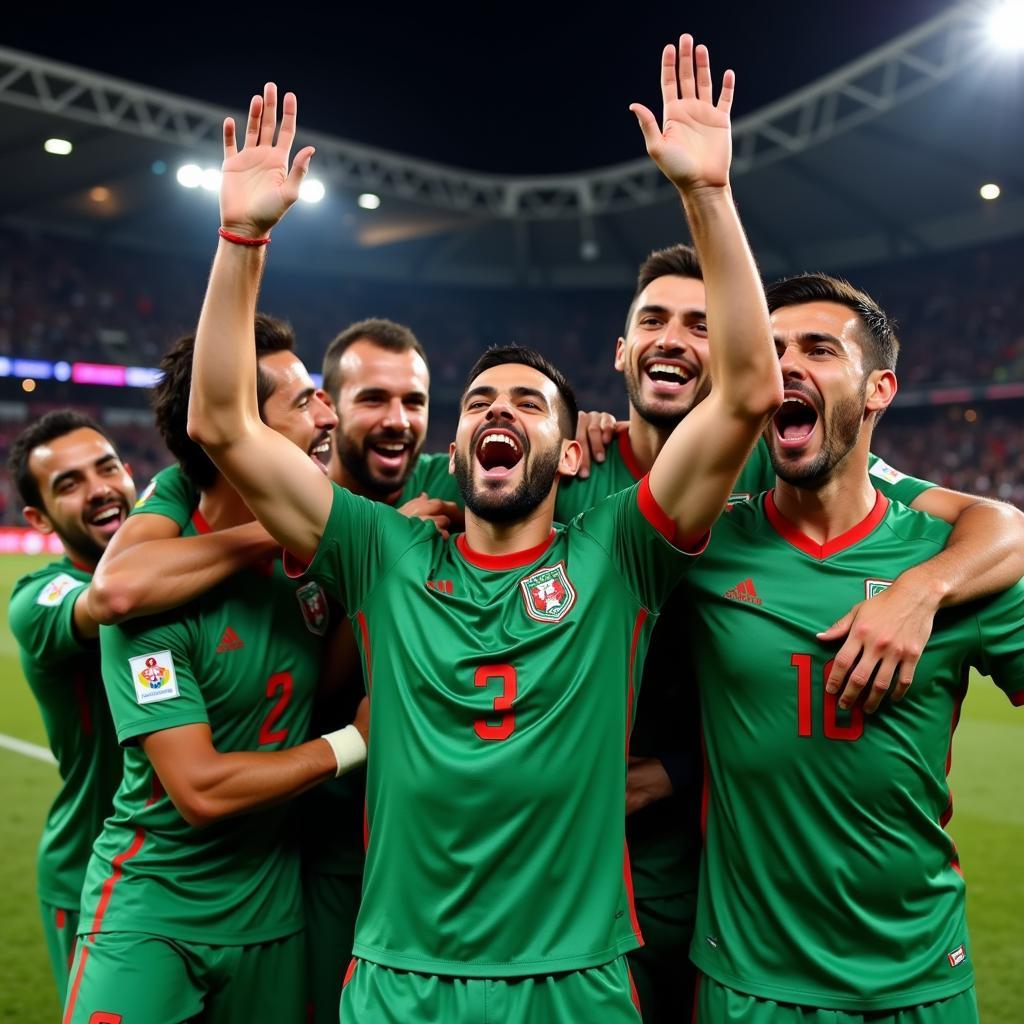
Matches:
[520,562,576,623]
[296,581,329,636]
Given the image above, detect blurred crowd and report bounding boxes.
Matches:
[1,227,1022,524]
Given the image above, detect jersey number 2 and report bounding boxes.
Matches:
[791,654,863,741]
[259,671,293,745]
[474,664,517,741]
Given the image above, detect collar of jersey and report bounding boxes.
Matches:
[456,529,557,571]
[191,509,213,534]
[618,430,646,482]
[765,488,889,560]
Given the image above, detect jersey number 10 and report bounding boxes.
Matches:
[791,654,863,741]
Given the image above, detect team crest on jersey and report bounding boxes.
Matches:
[727,492,753,507]
[133,477,157,509]
[865,578,893,600]
[36,572,85,607]
[296,581,329,636]
[129,650,179,705]
[520,562,576,623]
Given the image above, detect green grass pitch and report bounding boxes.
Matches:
[0,554,1020,1021]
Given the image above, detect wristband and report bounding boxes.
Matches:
[218,227,271,247]
[321,725,367,778]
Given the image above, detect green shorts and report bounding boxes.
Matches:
[696,974,979,1024]
[304,870,362,1024]
[340,956,643,1024]
[627,890,697,1024]
[62,930,306,1024]
[40,900,79,1005]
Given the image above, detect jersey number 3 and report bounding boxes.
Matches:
[791,654,863,742]
[474,664,517,741]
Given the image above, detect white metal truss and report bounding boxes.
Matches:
[0,2,990,221]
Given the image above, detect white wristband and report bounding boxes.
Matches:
[321,725,367,778]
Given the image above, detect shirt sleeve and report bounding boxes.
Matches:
[867,454,934,506]
[575,478,704,613]
[971,579,1024,707]
[129,464,199,529]
[9,567,90,666]
[99,615,209,745]
[289,481,436,612]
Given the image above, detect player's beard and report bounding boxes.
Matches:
[52,494,130,564]
[453,442,562,525]
[623,363,711,431]
[335,427,420,500]
[769,384,866,490]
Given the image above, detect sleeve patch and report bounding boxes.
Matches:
[36,573,86,607]
[869,459,906,485]
[133,477,157,509]
[129,649,180,705]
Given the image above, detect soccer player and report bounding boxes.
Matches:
[187,36,781,1020]
[559,246,1024,1021]
[7,411,291,1006]
[62,333,368,1023]
[682,273,1023,1023]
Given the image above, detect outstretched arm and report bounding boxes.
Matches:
[633,37,782,539]
[187,84,332,560]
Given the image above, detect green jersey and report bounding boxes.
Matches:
[130,464,198,528]
[9,560,122,909]
[681,492,1024,1011]
[398,450,462,504]
[79,511,329,945]
[296,478,693,976]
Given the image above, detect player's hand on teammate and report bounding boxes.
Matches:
[574,411,627,479]
[220,82,315,239]
[398,493,464,539]
[625,756,674,816]
[630,34,735,194]
[817,579,937,714]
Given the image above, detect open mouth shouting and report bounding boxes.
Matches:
[85,498,129,538]
[475,428,525,480]
[773,390,821,451]
[364,432,416,477]
[642,356,697,394]
[309,431,333,475]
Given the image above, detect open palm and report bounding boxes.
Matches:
[219,83,314,238]
[631,35,734,192]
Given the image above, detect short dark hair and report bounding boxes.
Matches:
[321,318,428,401]
[462,345,579,440]
[765,273,900,373]
[7,409,118,509]
[624,244,703,337]
[152,313,296,491]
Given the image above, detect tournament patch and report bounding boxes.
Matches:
[865,578,893,600]
[947,944,966,967]
[869,458,907,486]
[129,649,180,705]
[296,581,329,636]
[36,573,86,607]
[133,477,158,509]
[520,562,576,623]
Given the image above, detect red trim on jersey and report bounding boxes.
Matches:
[618,430,647,482]
[343,957,358,988]
[622,841,643,947]
[1009,689,1024,707]
[627,963,642,1016]
[190,509,213,535]
[86,829,146,938]
[622,609,648,947]
[56,907,66,929]
[356,611,372,695]
[68,557,94,575]
[765,489,889,559]
[637,475,709,553]
[455,530,556,571]
[62,944,90,1024]
[73,673,93,737]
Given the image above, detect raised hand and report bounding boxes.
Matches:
[220,82,315,239]
[630,34,734,193]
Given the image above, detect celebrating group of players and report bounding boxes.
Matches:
[9,35,1024,1024]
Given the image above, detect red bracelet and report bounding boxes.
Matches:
[218,227,271,247]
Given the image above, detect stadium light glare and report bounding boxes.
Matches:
[358,192,381,210]
[176,164,203,188]
[300,179,326,203]
[987,1,1024,51]
[200,168,222,192]
[89,186,111,204]
[980,182,1001,200]
[22,379,36,393]
[44,138,73,156]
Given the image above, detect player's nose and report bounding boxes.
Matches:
[381,397,410,430]
[313,390,339,429]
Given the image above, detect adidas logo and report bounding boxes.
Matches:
[724,578,762,605]
[426,580,454,595]
[216,627,244,653]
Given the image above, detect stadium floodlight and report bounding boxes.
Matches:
[22,379,36,393]
[89,186,111,203]
[986,1,1024,51]
[299,179,326,203]
[980,182,1002,200]
[200,168,222,192]
[357,192,381,210]
[176,164,203,188]
[44,138,73,156]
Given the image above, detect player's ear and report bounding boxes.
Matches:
[23,505,54,535]
[448,442,456,475]
[864,369,897,416]
[558,438,582,479]
[613,337,627,373]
